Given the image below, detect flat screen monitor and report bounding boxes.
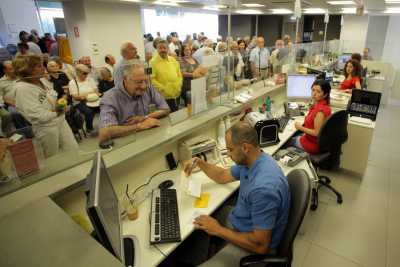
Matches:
[287,74,316,100]
[337,54,352,70]
[86,152,124,264]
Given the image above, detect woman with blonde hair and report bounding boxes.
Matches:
[14,55,78,158]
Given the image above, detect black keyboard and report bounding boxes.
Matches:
[150,189,181,244]
[278,116,290,132]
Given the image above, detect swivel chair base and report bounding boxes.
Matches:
[310,174,343,211]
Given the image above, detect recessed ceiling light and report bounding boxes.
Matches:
[270,8,293,14]
[242,3,265,7]
[303,8,327,14]
[327,1,355,5]
[236,9,263,14]
[384,7,400,13]
[153,1,179,6]
[341,7,357,13]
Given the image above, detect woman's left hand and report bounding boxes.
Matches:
[295,122,302,130]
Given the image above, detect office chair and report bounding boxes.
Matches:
[307,110,348,211]
[240,169,311,267]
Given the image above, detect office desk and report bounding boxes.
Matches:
[0,197,124,267]
[121,115,315,267]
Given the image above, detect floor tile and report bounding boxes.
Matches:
[292,239,311,267]
[313,207,386,267]
[302,244,364,267]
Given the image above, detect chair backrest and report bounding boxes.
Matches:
[318,110,349,153]
[277,169,311,260]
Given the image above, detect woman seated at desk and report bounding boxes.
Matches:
[291,79,332,154]
[340,59,362,92]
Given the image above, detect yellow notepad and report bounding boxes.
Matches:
[194,193,210,208]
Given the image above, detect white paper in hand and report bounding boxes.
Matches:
[188,179,202,198]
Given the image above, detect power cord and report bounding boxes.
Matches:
[152,244,167,257]
[128,162,180,201]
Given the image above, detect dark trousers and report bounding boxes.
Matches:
[76,102,95,131]
[166,97,181,112]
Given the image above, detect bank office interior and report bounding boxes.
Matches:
[0,0,400,267]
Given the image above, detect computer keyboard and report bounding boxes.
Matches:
[278,116,290,132]
[150,189,181,244]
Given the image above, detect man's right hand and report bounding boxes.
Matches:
[183,157,201,177]
[138,117,160,130]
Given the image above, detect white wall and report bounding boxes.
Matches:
[85,1,144,66]
[0,0,42,44]
[340,15,369,54]
[382,15,400,101]
[365,16,389,60]
[62,0,91,61]
[62,0,144,66]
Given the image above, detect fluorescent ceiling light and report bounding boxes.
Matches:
[153,1,179,6]
[385,0,400,3]
[203,5,227,10]
[303,8,326,14]
[327,1,355,5]
[341,7,356,13]
[236,9,263,14]
[384,7,400,13]
[211,5,227,8]
[270,8,293,14]
[242,3,265,7]
[121,0,141,2]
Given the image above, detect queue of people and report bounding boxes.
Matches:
[0,28,373,160]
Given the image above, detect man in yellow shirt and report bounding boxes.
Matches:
[150,39,183,112]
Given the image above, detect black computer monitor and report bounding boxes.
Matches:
[86,152,124,265]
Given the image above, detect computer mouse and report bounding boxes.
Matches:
[99,139,114,149]
[158,180,174,190]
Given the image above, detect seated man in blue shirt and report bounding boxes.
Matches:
[179,122,290,266]
[98,62,170,143]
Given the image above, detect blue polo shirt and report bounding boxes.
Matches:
[228,152,290,249]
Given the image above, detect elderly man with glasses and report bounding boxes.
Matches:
[98,61,170,142]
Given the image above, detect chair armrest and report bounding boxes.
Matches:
[240,254,289,267]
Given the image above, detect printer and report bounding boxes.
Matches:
[245,112,280,147]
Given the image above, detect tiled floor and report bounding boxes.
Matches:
[292,102,400,267]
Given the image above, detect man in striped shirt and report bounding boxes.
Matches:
[99,62,169,142]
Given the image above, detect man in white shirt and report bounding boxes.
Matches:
[104,54,116,78]
[168,37,181,56]
[114,42,139,88]
[249,37,270,79]
[80,56,99,84]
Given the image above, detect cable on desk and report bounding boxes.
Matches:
[128,161,180,199]
[152,244,167,257]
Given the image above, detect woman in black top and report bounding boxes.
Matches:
[98,67,114,95]
[179,44,199,106]
[47,60,70,102]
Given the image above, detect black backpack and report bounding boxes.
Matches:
[65,105,84,133]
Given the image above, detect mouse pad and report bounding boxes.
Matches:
[194,193,210,208]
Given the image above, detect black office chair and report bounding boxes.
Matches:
[240,169,311,267]
[307,110,348,211]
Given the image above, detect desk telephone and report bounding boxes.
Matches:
[274,147,308,167]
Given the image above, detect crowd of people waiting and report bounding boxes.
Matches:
[0,29,373,158]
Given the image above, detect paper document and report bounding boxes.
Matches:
[191,77,208,115]
[188,179,202,198]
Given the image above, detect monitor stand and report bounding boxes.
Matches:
[123,235,138,267]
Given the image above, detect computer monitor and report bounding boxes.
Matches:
[287,74,316,101]
[86,152,124,265]
[337,53,352,70]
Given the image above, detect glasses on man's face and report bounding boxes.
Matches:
[130,78,148,86]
